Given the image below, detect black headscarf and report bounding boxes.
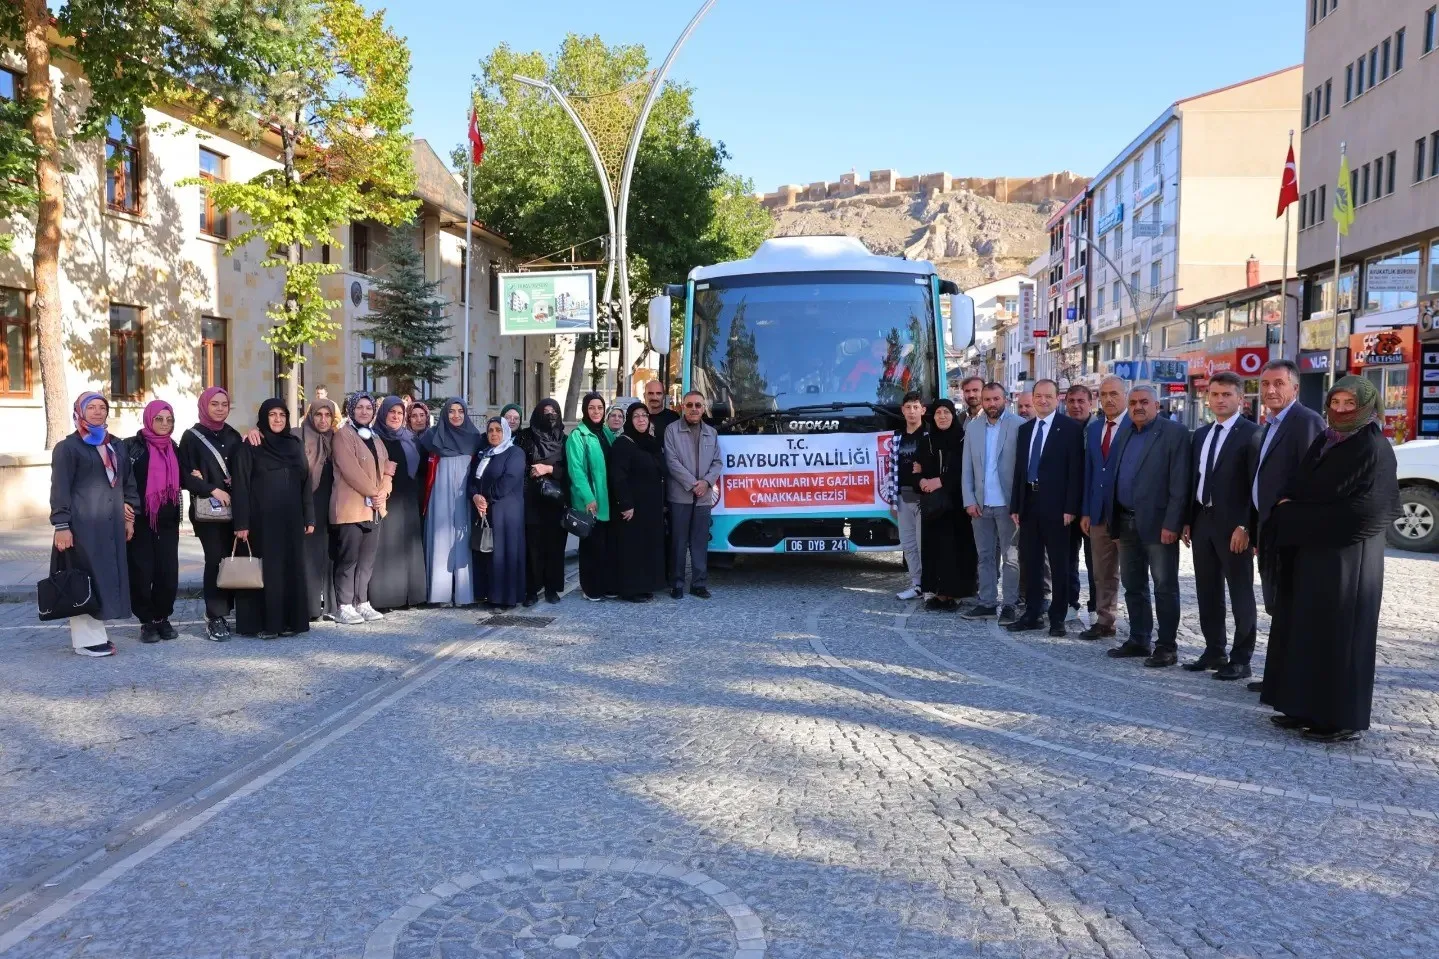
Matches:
[580,391,608,438]
[622,401,661,454]
[927,398,965,458]
[420,397,483,458]
[253,398,306,469]
[526,398,566,461]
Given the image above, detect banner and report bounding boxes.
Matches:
[715,433,891,515]
[497,271,597,335]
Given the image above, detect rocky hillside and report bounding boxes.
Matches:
[770,190,1058,288]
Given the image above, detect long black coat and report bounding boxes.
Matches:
[469,446,526,606]
[514,426,569,526]
[369,438,428,610]
[232,439,314,635]
[50,434,141,620]
[304,459,337,620]
[918,427,977,598]
[608,433,667,598]
[1261,423,1399,730]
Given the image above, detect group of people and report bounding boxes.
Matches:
[48,380,724,657]
[891,365,1400,742]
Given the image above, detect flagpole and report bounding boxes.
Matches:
[1279,129,1292,361]
[1328,140,1345,390]
[463,119,474,407]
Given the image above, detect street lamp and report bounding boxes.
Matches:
[1069,233,1174,377]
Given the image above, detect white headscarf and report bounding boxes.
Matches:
[474,416,514,479]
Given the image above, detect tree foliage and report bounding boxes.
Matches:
[0,94,39,253]
[357,225,453,395]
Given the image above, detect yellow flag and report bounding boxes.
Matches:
[1333,153,1354,236]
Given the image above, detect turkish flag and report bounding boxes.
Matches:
[468,108,485,165]
[1276,144,1298,218]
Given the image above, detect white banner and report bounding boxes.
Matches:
[715,433,893,515]
[1366,262,1418,293]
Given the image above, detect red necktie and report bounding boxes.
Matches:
[1101,420,1115,459]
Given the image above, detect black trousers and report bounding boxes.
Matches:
[526,514,568,596]
[333,522,380,607]
[193,520,235,620]
[1191,507,1258,663]
[577,520,612,598]
[1068,524,1096,612]
[1020,511,1071,626]
[128,520,179,623]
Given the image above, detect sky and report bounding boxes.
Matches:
[376,0,1305,193]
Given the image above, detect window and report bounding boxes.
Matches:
[1149,259,1161,292]
[1096,286,1106,315]
[1426,7,1437,55]
[1111,281,1121,317]
[1364,247,1420,315]
[1310,0,1318,26]
[1113,224,1123,253]
[1354,58,1366,96]
[1368,47,1378,87]
[198,148,227,238]
[352,223,370,273]
[1303,93,1312,128]
[534,362,544,407]
[321,244,330,265]
[458,246,467,304]
[1129,273,1140,304]
[1360,163,1370,205]
[1382,38,1391,80]
[1432,131,1439,178]
[104,116,141,214]
[1386,150,1397,195]
[487,355,499,406]
[0,288,30,396]
[356,338,375,393]
[512,358,523,405]
[200,316,227,390]
[1345,63,1354,101]
[488,260,500,311]
[1131,158,1141,187]
[108,305,143,399]
[1396,28,1406,71]
[1319,184,1326,222]
[1420,137,1430,183]
[1300,191,1310,230]
[1324,79,1332,116]
[1429,239,1439,294]
[1374,156,1384,199]
[1351,167,1359,208]
[0,67,20,102]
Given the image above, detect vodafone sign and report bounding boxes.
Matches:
[1235,347,1269,376]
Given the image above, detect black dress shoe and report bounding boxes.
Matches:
[1214,662,1251,681]
[690,586,711,599]
[139,623,160,644]
[1303,726,1361,743]
[670,587,684,599]
[1004,617,1045,633]
[1183,652,1228,672]
[1077,624,1115,641]
[1048,625,1066,638]
[961,604,996,620]
[1246,680,1264,692]
[157,620,178,641]
[522,594,539,608]
[1107,640,1152,658]
[1270,714,1308,730]
[997,605,1019,625]
[545,589,561,604]
[1144,649,1178,668]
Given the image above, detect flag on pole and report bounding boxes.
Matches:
[1333,152,1354,236]
[1276,144,1299,218]
[467,107,485,165]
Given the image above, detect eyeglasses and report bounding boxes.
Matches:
[683,402,704,409]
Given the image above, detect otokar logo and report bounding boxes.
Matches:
[786,419,840,432]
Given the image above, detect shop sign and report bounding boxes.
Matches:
[1133,221,1164,238]
[1018,283,1035,322]
[1096,203,1125,236]
[1354,306,1418,332]
[1366,262,1419,293]
[1235,347,1268,376]
[1150,359,1188,383]
[1133,179,1162,209]
[1349,327,1415,367]
[1418,297,1439,339]
[1063,267,1086,292]
[1421,346,1439,438]
[1299,312,1351,351]
[1297,350,1348,373]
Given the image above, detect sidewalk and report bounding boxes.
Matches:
[0,521,206,603]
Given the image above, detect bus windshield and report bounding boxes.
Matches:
[689,271,938,420]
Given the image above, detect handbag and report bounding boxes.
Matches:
[37,548,101,622]
[562,507,596,539]
[475,514,494,553]
[216,537,264,590]
[188,428,233,523]
[919,449,952,519]
[537,476,565,503]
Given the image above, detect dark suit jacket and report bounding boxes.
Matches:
[1010,412,1084,522]
[1106,416,1190,544]
[1081,413,1127,527]
[1251,401,1325,535]
[1185,416,1260,535]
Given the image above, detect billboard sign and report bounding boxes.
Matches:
[497,270,597,335]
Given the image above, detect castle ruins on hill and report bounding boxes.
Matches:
[759,169,1089,211]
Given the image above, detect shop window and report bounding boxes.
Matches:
[1363,247,1420,314]
[105,116,141,215]
[0,287,30,396]
[199,148,228,238]
[200,316,227,390]
[109,304,143,399]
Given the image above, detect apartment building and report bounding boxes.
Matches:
[1043,189,1091,381]
[1296,0,1439,440]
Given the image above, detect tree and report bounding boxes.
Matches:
[187,0,418,418]
[0,94,39,253]
[357,226,452,396]
[458,35,768,417]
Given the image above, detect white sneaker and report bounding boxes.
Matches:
[896,587,921,600]
[356,602,384,622]
[1066,606,1081,623]
[74,641,116,657]
[336,605,365,625]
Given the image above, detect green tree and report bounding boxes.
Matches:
[458,34,768,416]
[0,94,39,254]
[357,226,452,395]
[186,0,418,417]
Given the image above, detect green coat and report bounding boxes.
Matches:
[566,425,611,522]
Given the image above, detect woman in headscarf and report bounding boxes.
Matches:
[232,399,315,638]
[329,392,393,625]
[605,403,627,439]
[420,397,483,605]
[299,398,340,622]
[50,392,140,656]
[918,398,978,611]
[1261,376,1400,742]
[499,403,524,435]
[566,392,614,601]
[179,386,244,641]
[607,402,667,602]
[469,416,527,609]
[124,401,182,642]
[514,398,569,605]
[369,395,428,611]
[407,401,431,435]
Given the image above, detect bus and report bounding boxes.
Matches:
[647,235,975,555]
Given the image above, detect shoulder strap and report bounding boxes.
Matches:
[189,427,231,482]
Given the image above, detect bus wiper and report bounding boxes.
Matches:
[722,401,901,431]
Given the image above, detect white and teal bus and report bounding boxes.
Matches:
[647,235,975,556]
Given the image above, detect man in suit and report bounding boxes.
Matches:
[960,382,1024,622]
[1007,379,1084,637]
[1063,384,1096,624]
[1104,384,1191,667]
[1246,359,1325,691]
[1078,376,1128,641]
[957,375,985,427]
[1016,391,1035,419]
[1181,371,1261,679]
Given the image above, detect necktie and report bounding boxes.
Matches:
[1027,419,1045,484]
[1203,424,1222,506]
[1101,420,1115,459]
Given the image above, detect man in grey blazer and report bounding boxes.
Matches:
[959,382,1024,621]
[1104,384,1192,667]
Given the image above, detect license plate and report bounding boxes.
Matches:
[786,537,850,553]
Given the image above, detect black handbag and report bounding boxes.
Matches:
[918,448,952,519]
[562,507,596,539]
[538,477,566,503]
[37,548,101,622]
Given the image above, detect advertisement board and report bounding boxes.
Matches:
[714,433,891,516]
[497,270,597,335]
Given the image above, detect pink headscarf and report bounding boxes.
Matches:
[140,400,180,528]
[197,386,230,432]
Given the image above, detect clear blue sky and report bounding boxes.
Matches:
[375,0,1304,192]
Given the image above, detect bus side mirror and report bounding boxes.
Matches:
[648,295,671,355]
[947,293,976,350]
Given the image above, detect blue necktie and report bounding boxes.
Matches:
[1027,419,1045,484]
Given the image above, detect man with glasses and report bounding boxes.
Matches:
[663,392,723,599]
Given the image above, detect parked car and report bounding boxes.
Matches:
[1391,439,1439,553]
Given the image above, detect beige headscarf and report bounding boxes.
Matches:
[301,398,340,491]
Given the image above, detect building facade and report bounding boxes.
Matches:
[1044,189,1091,385]
[1295,0,1439,441]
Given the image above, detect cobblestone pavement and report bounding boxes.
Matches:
[0,548,1437,958]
